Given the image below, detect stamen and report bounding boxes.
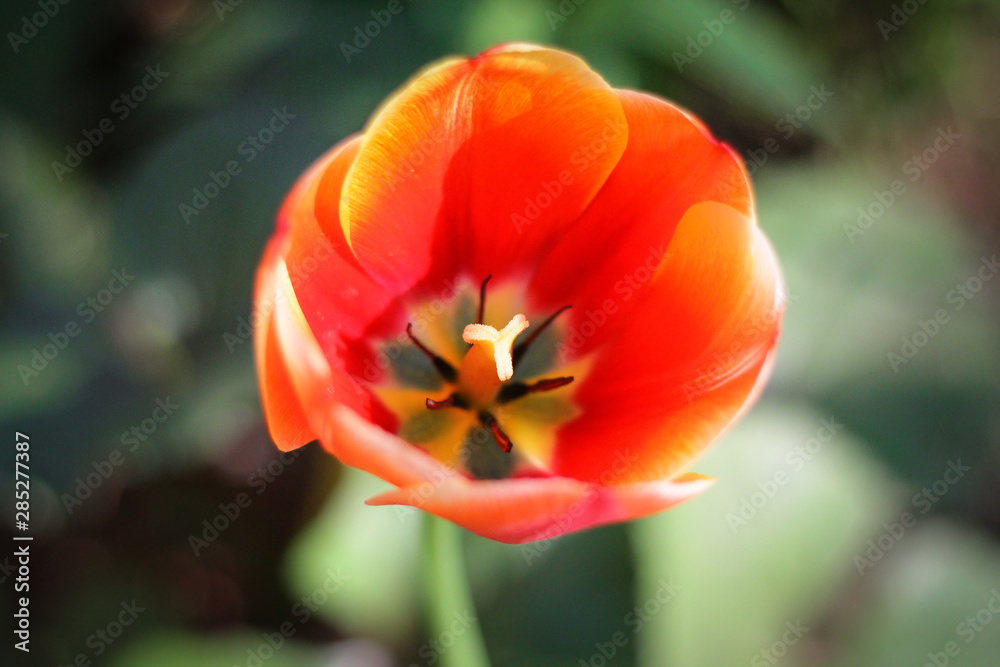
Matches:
[512,305,572,368]
[425,396,454,410]
[425,393,468,410]
[481,412,512,453]
[476,274,492,325]
[406,323,458,382]
[498,376,575,403]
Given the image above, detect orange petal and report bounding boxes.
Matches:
[325,404,460,489]
[551,201,783,483]
[315,405,711,543]
[282,137,402,380]
[367,470,715,544]
[528,90,752,355]
[340,44,628,293]
[268,255,382,441]
[255,138,399,448]
[254,238,314,450]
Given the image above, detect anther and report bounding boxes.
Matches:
[512,305,572,368]
[480,412,512,453]
[406,323,458,382]
[425,396,454,410]
[425,393,468,410]
[498,376,575,403]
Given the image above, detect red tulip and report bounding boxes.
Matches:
[254,44,783,544]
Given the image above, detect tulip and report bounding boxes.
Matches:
[255,44,783,544]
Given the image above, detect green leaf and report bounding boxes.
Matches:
[633,401,898,667]
[283,467,421,644]
[831,521,1000,667]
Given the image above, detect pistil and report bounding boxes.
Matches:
[458,314,530,406]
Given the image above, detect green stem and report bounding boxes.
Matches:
[421,515,491,667]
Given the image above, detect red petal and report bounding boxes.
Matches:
[254,239,314,450]
[324,404,461,489]
[367,471,714,544]
[314,406,712,543]
[256,137,400,447]
[283,137,401,379]
[551,201,783,483]
[340,44,628,293]
[269,259,377,439]
[528,91,752,355]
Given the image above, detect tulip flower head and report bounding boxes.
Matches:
[255,44,783,543]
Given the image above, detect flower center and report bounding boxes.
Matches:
[370,277,583,478]
[459,314,529,405]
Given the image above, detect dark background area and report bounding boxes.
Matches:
[2,0,1000,665]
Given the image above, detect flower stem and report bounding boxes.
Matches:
[422,515,491,667]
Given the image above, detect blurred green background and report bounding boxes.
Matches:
[2,0,1000,665]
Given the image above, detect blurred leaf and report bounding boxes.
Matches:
[758,161,1000,488]
[283,467,421,644]
[633,401,898,667]
[628,0,828,120]
[106,630,324,667]
[830,521,1000,667]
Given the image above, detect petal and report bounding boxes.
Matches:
[254,238,314,450]
[284,136,401,382]
[551,201,784,483]
[340,44,628,293]
[528,90,752,355]
[317,406,711,543]
[270,257,376,435]
[325,404,460,489]
[367,471,715,544]
[256,138,399,448]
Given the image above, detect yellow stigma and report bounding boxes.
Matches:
[458,314,529,406]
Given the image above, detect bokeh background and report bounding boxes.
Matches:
[3,0,1000,665]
